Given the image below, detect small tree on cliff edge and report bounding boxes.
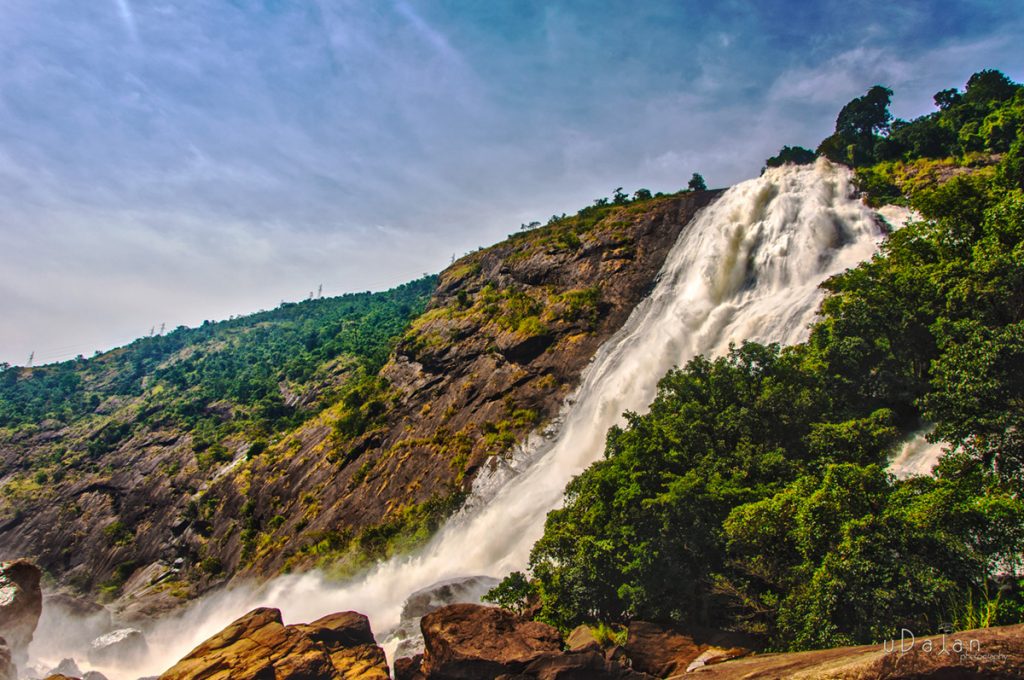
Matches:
[688,173,707,191]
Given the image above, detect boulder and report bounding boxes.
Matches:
[159,607,390,680]
[87,627,149,666]
[292,611,376,648]
[393,576,499,658]
[0,559,43,670]
[684,623,1024,679]
[623,622,753,677]
[394,655,425,680]
[419,603,562,679]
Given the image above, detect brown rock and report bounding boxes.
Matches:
[325,643,390,680]
[159,607,337,680]
[624,622,755,678]
[394,655,425,680]
[0,559,42,671]
[523,650,654,680]
[680,623,1024,679]
[159,607,390,680]
[683,645,749,672]
[420,603,562,679]
[566,625,601,653]
[292,611,376,649]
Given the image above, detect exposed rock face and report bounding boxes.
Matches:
[623,621,753,677]
[0,190,720,611]
[159,607,389,680]
[689,623,1024,678]
[419,603,562,679]
[0,559,42,671]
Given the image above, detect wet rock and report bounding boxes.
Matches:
[0,559,43,671]
[159,607,389,680]
[420,603,562,679]
[87,628,149,666]
[393,576,499,658]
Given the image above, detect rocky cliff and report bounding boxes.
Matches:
[0,190,718,616]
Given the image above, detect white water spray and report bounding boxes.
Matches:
[890,427,947,479]
[33,159,897,678]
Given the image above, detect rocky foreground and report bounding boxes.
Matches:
[150,604,1024,680]
[3,557,1022,680]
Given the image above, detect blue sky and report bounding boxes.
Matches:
[1,0,1022,365]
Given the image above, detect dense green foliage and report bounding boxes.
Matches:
[494,70,1024,650]
[765,145,816,169]
[819,69,1023,169]
[0,277,436,442]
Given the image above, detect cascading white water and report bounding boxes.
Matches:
[890,427,947,479]
[32,159,898,678]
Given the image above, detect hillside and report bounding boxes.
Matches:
[0,187,719,617]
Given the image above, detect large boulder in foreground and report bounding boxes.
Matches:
[159,607,389,680]
[623,621,754,677]
[0,559,42,671]
[420,604,562,679]
[688,623,1024,679]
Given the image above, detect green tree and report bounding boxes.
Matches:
[765,145,816,168]
[688,173,707,191]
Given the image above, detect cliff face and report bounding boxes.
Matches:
[0,190,718,615]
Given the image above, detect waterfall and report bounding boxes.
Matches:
[35,159,897,678]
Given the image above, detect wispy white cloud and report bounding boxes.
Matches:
[114,0,138,42]
[1,0,1023,364]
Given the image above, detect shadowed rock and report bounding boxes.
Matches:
[623,622,754,677]
[0,559,42,672]
[419,603,562,679]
